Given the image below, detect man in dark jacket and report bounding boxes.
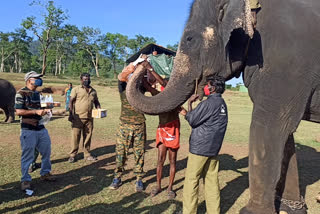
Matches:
[182,76,228,214]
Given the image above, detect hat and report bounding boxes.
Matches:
[25,71,43,82]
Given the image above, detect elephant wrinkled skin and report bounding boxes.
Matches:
[127,0,320,213]
[0,79,15,123]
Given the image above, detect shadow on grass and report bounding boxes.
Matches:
[296,143,320,197]
[143,157,188,191]
[0,144,115,211]
[50,116,66,122]
[1,143,318,214]
[198,144,320,213]
[66,193,183,214]
[0,139,157,212]
[51,143,116,164]
[198,154,249,213]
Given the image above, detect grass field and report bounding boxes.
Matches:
[0,73,319,214]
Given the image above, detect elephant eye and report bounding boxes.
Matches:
[187,36,193,42]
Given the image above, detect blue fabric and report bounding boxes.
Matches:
[65,88,72,110]
[20,128,52,182]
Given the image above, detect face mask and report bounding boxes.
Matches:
[83,80,91,87]
[34,79,43,86]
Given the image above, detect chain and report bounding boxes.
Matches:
[276,195,306,211]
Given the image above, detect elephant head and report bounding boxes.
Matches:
[126,0,253,114]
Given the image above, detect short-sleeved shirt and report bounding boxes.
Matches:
[70,85,99,119]
[15,87,44,130]
[119,90,145,125]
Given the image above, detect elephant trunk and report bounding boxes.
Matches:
[126,54,195,115]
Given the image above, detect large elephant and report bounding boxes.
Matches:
[126,0,320,213]
[0,79,15,123]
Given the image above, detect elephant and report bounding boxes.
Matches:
[0,79,16,123]
[126,0,320,213]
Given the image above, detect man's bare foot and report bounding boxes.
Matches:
[150,187,161,197]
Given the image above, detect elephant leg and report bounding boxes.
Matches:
[3,107,9,122]
[240,115,292,214]
[275,135,307,214]
[6,105,14,123]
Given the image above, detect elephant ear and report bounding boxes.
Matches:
[220,0,254,48]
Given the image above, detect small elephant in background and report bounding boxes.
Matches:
[0,79,16,123]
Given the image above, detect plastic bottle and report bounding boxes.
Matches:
[39,110,52,125]
[40,94,46,107]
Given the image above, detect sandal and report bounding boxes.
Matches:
[150,188,161,197]
[167,190,176,199]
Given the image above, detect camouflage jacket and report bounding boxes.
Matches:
[119,90,145,125]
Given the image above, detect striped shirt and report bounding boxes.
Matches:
[15,87,44,130]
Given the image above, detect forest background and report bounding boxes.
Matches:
[0,0,180,79]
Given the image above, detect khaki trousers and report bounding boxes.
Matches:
[183,153,220,214]
[70,118,93,158]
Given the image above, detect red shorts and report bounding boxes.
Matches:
[156,119,180,149]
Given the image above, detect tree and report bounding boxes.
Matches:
[10,28,32,73]
[67,49,92,77]
[101,33,128,79]
[22,0,67,75]
[128,34,156,54]
[0,32,14,72]
[51,24,78,75]
[166,42,179,51]
[77,27,102,77]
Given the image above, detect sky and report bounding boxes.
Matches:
[0,0,243,86]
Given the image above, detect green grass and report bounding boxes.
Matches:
[0,73,319,213]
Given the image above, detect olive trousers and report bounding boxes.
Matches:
[70,118,93,158]
[183,153,220,214]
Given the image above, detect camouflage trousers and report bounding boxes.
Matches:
[114,121,146,180]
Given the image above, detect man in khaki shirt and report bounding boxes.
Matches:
[68,73,101,162]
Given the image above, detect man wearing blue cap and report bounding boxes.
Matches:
[15,71,56,192]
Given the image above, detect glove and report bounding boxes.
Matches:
[133,56,146,66]
[68,112,74,122]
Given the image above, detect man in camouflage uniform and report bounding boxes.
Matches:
[109,58,147,192]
